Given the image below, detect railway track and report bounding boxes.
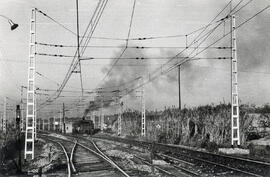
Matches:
[41,138,72,176]
[91,137,200,176]
[40,134,130,177]
[68,135,179,176]
[39,132,270,176]
[41,132,199,176]
[93,134,270,177]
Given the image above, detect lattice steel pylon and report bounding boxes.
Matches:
[231,15,240,146]
[117,97,122,136]
[100,101,104,131]
[24,8,36,160]
[34,97,37,139]
[141,80,146,137]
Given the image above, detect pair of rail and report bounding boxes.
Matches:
[43,134,130,177]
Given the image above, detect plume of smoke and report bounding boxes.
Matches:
[83,45,150,116]
[83,2,270,114]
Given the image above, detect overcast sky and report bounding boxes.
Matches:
[0,0,270,117]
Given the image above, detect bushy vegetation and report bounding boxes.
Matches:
[120,103,234,146]
[246,132,262,141]
[106,103,270,148]
[248,143,270,157]
[254,104,270,114]
[0,132,23,175]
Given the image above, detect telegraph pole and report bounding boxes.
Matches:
[231,15,240,146]
[178,65,181,136]
[76,0,84,97]
[178,65,181,110]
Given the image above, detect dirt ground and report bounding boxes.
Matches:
[94,138,171,177]
[22,138,64,176]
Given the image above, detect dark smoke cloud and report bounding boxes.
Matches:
[237,6,270,71]
[151,48,209,95]
[83,45,150,116]
[99,45,150,94]
[83,2,270,114]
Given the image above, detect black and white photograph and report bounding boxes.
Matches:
[0,0,270,176]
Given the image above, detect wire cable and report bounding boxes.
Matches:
[35,7,127,41]
[231,0,245,13]
[96,0,137,88]
[36,71,60,86]
[82,0,233,113]
[154,0,232,74]
[232,0,253,15]
[38,0,109,110]
[35,42,231,49]
[112,2,235,97]
[34,0,249,43]
[121,4,270,97]
[69,0,109,109]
